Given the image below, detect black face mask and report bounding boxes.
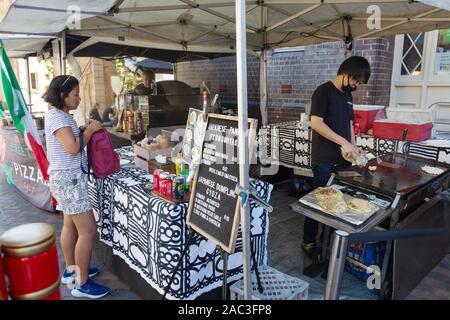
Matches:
[342,75,357,93]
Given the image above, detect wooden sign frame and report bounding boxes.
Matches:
[186,113,258,253]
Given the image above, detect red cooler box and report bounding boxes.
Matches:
[372,121,433,142]
[353,105,385,133]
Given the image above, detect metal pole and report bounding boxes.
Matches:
[25,56,32,112]
[259,49,268,125]
[60,31,67,75]
[259,2,268,126]
[221,248,228,300]
[325,230,349,300]
[236,0,252,300]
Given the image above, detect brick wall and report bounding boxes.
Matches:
[175,55,260,109]
[175,37,395,124]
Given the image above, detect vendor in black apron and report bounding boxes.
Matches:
[302,56,371,262]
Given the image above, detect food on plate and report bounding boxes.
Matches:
[189,112,197,125]
[191,147,199,161]
[317,198,347,214]
[312,187,344,201]
[183,144,191,156]
[368,166,377,171]
[196,114,206,132]
[186,129,193,142]
[421,165,444,176]
[347,198,378,214]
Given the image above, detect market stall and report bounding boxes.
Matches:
[2,0,450,300]
[88,147,273,300]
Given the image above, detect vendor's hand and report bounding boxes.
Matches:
[87,119,103,133]
[341,141,359,160]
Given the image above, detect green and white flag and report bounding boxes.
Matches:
[0,101,6,119]
[0,40,49,180]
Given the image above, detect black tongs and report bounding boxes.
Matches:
[340,186,376,201]
[393,128,408,162]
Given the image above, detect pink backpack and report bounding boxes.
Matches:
[80,129,120,179]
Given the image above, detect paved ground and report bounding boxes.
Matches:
[0,174,139,300]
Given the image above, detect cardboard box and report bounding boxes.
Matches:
[134,156,176,173]
[133,143,172,160]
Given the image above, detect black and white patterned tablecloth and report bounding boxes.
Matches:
[259,122,450,170]
[88,162,273,300]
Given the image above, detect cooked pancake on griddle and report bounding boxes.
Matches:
[317,197,348,214]
[312,187,344,201]
[347,198,378,214]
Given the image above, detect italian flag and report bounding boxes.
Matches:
[0,40,50,181]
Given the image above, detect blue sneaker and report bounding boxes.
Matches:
[71,278,110,299]
[61,267,100,284]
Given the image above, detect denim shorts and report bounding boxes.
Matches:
[49,170,92,215]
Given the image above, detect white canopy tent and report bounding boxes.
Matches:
[1,0,450,299]
[2,0,450,124]
[2,1,450,50]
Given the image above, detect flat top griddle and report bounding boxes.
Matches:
[335,154,450,198]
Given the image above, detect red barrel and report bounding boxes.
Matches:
[0,223,61,300]
[0,247,8,300]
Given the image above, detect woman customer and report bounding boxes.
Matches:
[43,75,110,299]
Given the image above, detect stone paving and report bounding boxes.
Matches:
[0,174,139,300]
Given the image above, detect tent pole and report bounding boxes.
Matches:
[236,0,251,300]
[259,2,268,126]
[25,56,32,113]
[60,31,67,75]
[259,50,268,125]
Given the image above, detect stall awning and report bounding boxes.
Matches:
[65,36,233,62]
[0,0,116,35]
[0,35,53,58]
[1,1,450,54]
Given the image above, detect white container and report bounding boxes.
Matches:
[229,265,309,300]
[353,104,385,111]
[385,107,433,123]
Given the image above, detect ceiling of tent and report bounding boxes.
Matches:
[0,0,450,56]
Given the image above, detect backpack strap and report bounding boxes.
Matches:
[79,132,91,181]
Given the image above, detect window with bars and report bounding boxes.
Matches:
[401,33,424,76]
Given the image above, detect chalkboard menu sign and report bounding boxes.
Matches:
[186,114,257,253]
